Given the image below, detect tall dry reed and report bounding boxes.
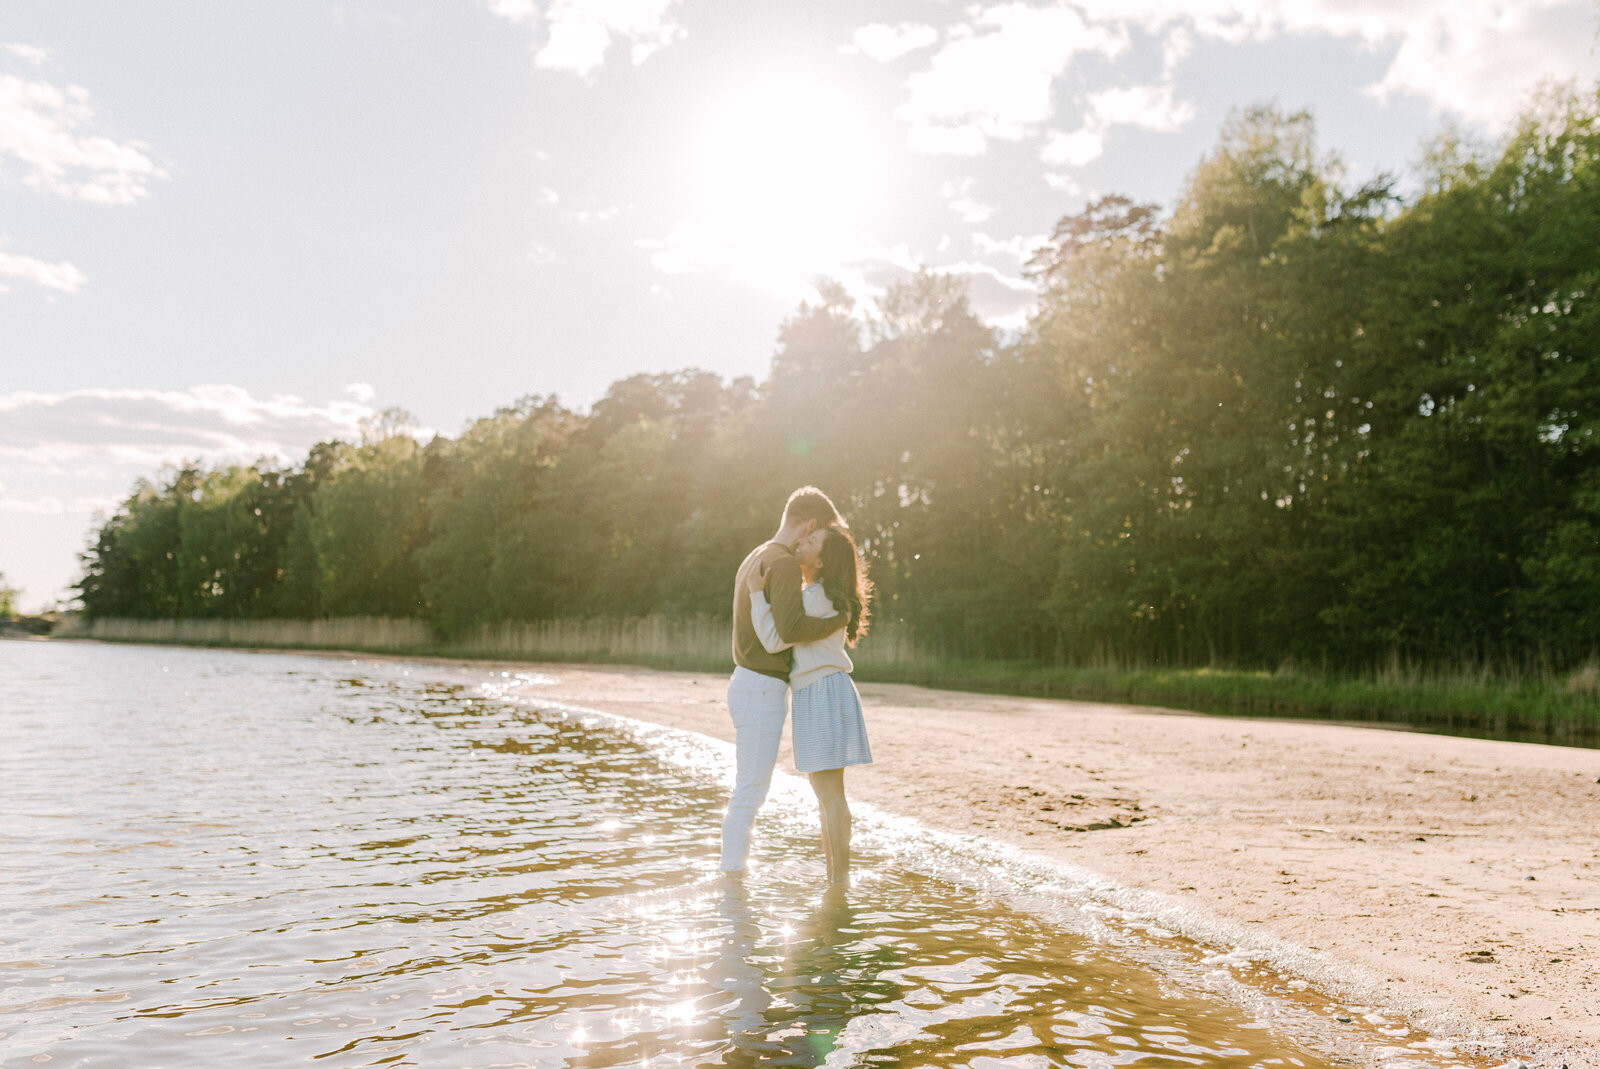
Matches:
[71,616,433,650]
[64,614,933,668]
[58,616,1598,744]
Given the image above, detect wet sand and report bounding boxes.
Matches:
[500,661,1599,1069]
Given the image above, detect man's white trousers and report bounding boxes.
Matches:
[719,666,788,872]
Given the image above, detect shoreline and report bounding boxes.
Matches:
[42,626,1600,749]
[505,661,1600,1069]
[53,640,1600,1065]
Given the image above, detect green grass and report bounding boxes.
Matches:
[851,659,1600,746]
[55,615,1600,747]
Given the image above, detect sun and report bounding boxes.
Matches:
[671,67,895,296]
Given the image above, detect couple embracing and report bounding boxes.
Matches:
[720,487,873,886]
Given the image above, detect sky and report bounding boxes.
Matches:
[3,0,1598,612]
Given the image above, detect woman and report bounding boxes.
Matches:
[751,525,872,886]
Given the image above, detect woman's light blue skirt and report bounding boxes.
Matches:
[791,671,873,773]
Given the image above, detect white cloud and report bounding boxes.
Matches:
[637,225,692,276]
[1369,2,1600,127]
[845,23,940,63]
[0,385,377,470]
[484,0,539,26]
[1042,127,1105,166]
[0,249,87,293]
[935,260,1039,331]
[972,230,1049,265]
[5,43,49,67]
[0,495,87,516]
[1042,170,1085,193]
[629,32,678,66]
[1069,0,1304,42]
[1088,83,1195,131]
[538,7,613,74]
[643,211,1038,334]
[642,217,919,312]
[0,73,167,204]
[1064,0,1600,130]
[898,3,1128,155]
[1161,24,1194,75]
[941,178,995,224]
[486,0,686,78]
[571,204,621,223]
[1042,81,1195,169]
[0,495,62,515]
[342,382,376,403]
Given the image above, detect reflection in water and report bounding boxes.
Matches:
[0,642,1487,1068]
[690,882,888,1067]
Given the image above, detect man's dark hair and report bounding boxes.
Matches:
[781,486,843,530]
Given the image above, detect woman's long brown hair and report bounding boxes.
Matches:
[816,526,872,646]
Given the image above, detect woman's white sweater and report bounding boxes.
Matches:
[749,583,852,693]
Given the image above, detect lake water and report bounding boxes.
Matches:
[0,641,1493,1068]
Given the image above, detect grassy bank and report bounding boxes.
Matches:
[856,659,1600,747]
[57,616,1600,747]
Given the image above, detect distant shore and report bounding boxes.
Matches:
[52,618,1600,746]
[41,639,1600,1065]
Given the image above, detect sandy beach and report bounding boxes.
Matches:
[487,659,1600,1069]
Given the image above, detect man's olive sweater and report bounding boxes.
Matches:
[730,541,844,682]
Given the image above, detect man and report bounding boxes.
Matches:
[720,486,848,874]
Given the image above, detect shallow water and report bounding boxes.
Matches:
[0,642,1491,1067]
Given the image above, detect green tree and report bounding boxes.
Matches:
[308,430,429,618]
[420,396,575,634]
[1323,88,1600,663]
[254,441,351,619]
[69,87,1600,676]
[77,466,200,619]
[1028,106,1397,665]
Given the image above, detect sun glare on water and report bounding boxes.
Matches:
[670,69,894,295]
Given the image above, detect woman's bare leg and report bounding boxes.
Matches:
[808,769,851,885]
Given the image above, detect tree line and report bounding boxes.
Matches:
[77,95,1600,670]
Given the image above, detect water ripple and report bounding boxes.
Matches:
[0,642,1491,1068]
